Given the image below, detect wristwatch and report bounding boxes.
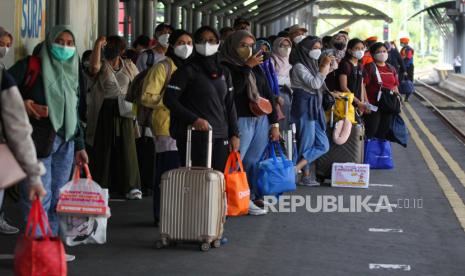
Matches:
[270,123,280,129]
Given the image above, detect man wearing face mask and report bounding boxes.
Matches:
[136,23,173,72]
[400,37,414,82]
[87,35,142,200]
[164,26,240,174]
[141,29,193,225]
[288,25,308,46]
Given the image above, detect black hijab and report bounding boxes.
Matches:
[192,26,223,79]
[166,29,193,68]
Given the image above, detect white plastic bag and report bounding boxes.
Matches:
[60,189,110,246]
[57,165,108,216]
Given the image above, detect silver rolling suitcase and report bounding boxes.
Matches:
[156,126,226,252]
[316,97,365,180]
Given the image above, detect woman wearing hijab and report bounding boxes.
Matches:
[141,29,192,225]
[271,37,293,131]
[221,30,279,216]
[321,33,348,92]
[87,35,142,200]
[9,26,88,260]
[0,27,46,235]
[290,36,331,186]
[164,26,240,173]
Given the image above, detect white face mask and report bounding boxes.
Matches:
[309,49,321,60]
[293,35,306,45]
[374,52,388,62]
[278,47,291,57]
[352,50,364,60]
[0,46,9,58]
[174,44,193,60]
[157,33,170,48]
[195,42,220,57]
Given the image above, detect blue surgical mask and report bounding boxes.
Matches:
[50,43,76,61]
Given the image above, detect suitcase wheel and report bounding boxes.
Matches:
[200,242,211,252]
[212,239,221,248]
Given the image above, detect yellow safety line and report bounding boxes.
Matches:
[405,104,465,188]
[403,105,465,231]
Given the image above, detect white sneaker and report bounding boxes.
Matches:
[0,214,19,235]
[248,201,267,216]
[126,189,142,200]
[65,254,76,262]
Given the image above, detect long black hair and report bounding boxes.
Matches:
[343,38,364,60]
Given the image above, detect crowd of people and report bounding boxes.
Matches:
[0,18,415,260]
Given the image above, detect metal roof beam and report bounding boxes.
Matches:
[258,0,315,25]
[245,0,298,22]
[212,0,249,16]
[223,0,269,18]
[195,0,225,12]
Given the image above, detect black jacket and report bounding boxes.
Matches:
[222,62,278,124]
[163,61,239,140]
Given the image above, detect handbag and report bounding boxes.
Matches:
[0,70,27,189]
[249,96,272,116]
[111,64,135,119]
[224,152,250,216]
[387,114,408,148]
[257,141,296,196]
[398,77,415,96]
[373,64,401,114]
[14,198,67,276]
[322,90,335,111]
[364,138,394,169]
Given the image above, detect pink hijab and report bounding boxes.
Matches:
[271,37,292,78]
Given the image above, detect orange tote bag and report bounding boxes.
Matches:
[224,152,250,216]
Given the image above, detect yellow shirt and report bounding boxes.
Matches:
[141,58,177,136]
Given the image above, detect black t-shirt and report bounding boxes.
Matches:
[338,59,363,100]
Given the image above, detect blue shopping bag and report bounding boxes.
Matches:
[364,139,394,169]
[398,79,415,96]
[257,142,296,196]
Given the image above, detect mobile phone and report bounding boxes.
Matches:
[31,103,49,118]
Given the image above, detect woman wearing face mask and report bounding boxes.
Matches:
[271,37,293,131]
[221,30,279,215]
[0,27,13,69]
[8,26,88,256]
[141,29,192,225]
[87,35,142,200]
[338,38,368,113]
[0,27,46,236]
[164,26,240,173]
[321,33,348,92]
[363,42,400,139]
[290,36,331,186]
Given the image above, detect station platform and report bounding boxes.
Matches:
[2,95,465,275]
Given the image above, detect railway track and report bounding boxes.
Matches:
[414,80,465,140]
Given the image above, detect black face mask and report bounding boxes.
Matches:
[333,42,346,50]
[103,46,120,60]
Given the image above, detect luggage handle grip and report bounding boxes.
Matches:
[186,125,213,169]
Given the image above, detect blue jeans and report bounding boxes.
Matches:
[237,116,269,200]
[296,113,329,172]
[20,136,75,235]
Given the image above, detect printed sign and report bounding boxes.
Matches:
[14,0,46,60]
[331,163,370,189]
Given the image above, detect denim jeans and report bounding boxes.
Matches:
[20,135,75,235]
[296,113,329,172]
[237,116,269,200]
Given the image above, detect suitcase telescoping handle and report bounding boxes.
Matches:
[186,125,213,169]
[329,95,349,128]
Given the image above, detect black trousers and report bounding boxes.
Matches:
[406,65,414,82]
[455,66,462,74]
[364,111,393,139]
[153,150,180,222]
[177,132,229,172]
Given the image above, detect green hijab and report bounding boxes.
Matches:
[40,25,79,141]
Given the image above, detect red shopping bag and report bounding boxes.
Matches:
[14,198,67,276]
[224,152,250,216]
